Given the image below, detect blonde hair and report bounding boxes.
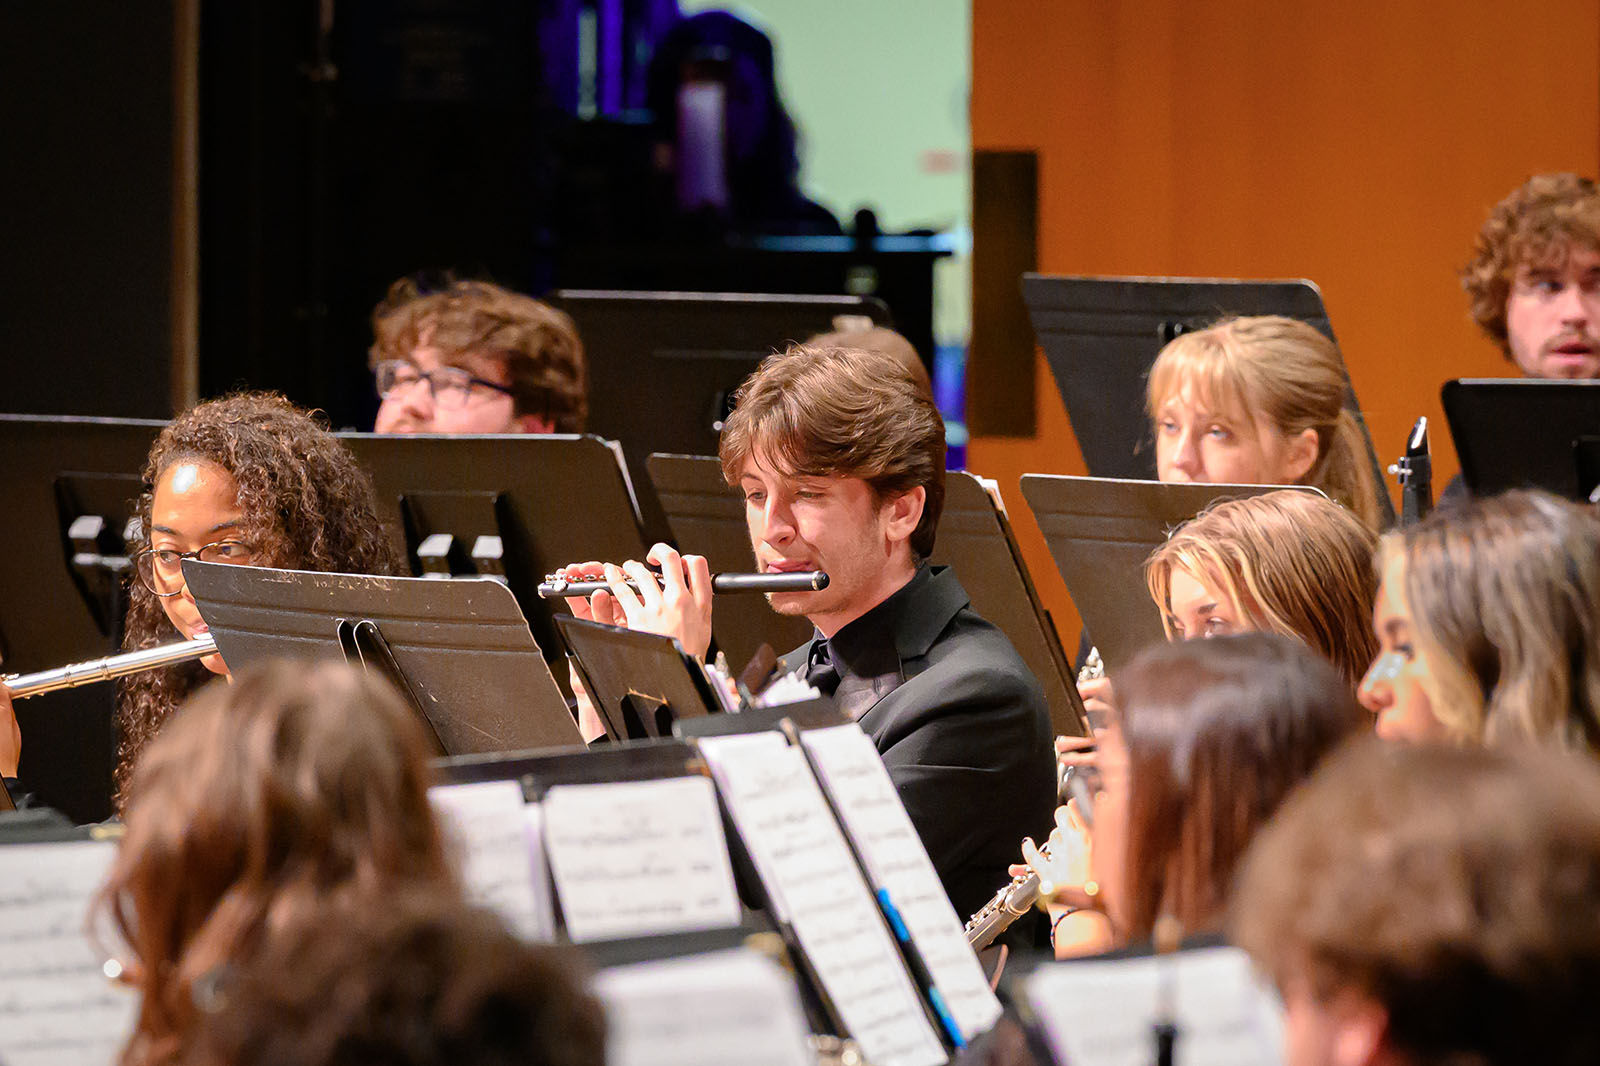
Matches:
[1146,315,1381,530]
[1384,490,1600,752]
[1146,490,1379,687]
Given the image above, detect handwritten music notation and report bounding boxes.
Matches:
[696,732,947,1066]
[0,839,136,1066]
[800,724,1003,1041]
[542,775,741,943]
[429,780,555,943]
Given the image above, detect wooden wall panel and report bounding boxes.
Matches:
[968,0,1600,649]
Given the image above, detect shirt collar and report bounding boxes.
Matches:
[818,564,970,675]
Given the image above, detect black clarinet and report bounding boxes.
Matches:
[1389,416,1433,527]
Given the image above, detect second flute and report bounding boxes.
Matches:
[537,570,829,598]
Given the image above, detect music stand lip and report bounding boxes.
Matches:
[183,560,582,755]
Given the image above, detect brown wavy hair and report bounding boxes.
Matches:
[1146,315,1382,530]
[369,278,588,432]
[1145,490,1380,688]
[1382,489,1600,752]
[1461,173,1600,357]
[1114,633,1366,943]
[719,344,947,558]
[183,894,605,1066]
[116,393,398,805]
[96,660,458,1066]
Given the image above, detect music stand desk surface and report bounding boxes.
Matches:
[553,290,892,460]
[1441,378,1600,500]
[1020,476,1323,674]
[184,561,581,754]
[1021,273,1393,526]
[0,414,164,824]
[339,432,653,667]
[556,615,722,741]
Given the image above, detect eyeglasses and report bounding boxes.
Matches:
[374,360,515,410]
[134,540,258,597]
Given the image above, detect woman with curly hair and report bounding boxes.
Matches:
[96,660,459,1066]
[114,392,397,804]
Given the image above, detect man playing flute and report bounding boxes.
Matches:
[559,344,1056,930]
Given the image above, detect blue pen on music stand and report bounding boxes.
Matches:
[875,888,966,1049]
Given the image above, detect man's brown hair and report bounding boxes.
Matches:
[1232,739,1600,1066]
[718,344,947,558]
[370,278,588,432]
[1461,173,1600,356]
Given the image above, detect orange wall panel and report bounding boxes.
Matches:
[969,0,1600,650]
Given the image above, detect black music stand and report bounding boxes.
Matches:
[1576,438,1600,503]
[1019,476,1322,674]
[0,414,164,823]
[184,560,582,753]
[552,290,892,535]
[338,433,654,674]
[1441,379,1600,500]
[1021,274,1394,526]
[555,616,723,741]
[646,455,1090,738]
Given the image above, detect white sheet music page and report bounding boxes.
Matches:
[695,732,947,1066]
[593,946,813,1066]
[429,780,554,942]
[542,775,741,942]
[0,839,136,1066]
[1025,944,1286,1066]
[799,723,1003,1040]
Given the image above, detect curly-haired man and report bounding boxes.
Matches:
[1462,173,1600,380]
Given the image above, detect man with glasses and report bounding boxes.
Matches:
[370,278,588,435]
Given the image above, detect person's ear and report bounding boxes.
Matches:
[881,486,925,545]
[1282,426,1320,483]
[1328,990,1389,1066]
[514,412,555,434]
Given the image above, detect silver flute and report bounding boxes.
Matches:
[3,635,218,699]
[964,841,1054,950]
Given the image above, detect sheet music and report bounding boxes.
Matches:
[1025,945,1286,1066]
[541,775,741,942]
[696,732,947,1066]
[593,947,814,1066]
[0,839,136,1066]
[799,724,1003,1040]
[429,780,554,942]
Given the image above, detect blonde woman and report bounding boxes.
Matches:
[1146,315,1382,531]
[1145,490,1380,688]
[1359,489,1600,751]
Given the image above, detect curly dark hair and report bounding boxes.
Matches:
[1461,173,1600,355]
[115,393,399,807]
